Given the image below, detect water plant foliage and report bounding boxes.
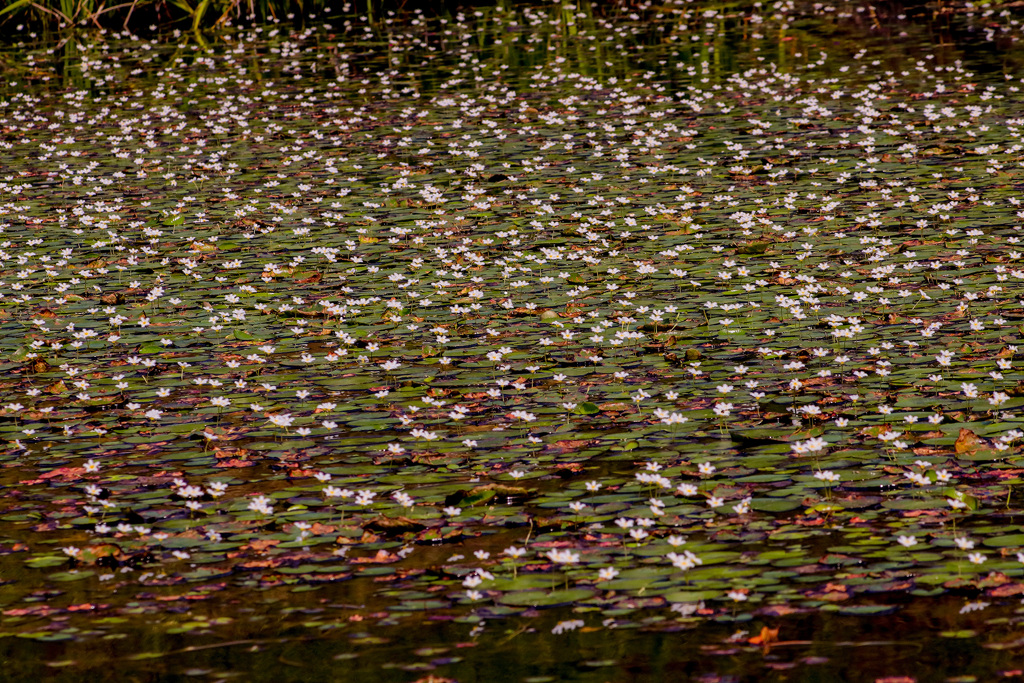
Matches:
[2,0,1024,680]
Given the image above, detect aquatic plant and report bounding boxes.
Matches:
[0,1,1023,680]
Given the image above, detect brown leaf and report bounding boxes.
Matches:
[759,605,813,618]
[365,516,426,533]
[238,559,279,569]
[955,428,982,455]
[351,549,399,564]
[242,539,279,553]
[286,468,320,479]
[44,380,68,394]
[78,544,124,565]
[749,626,780,653]
[214,457,254,468]
[988,583,1024,598]
[546,439,595,454]
[32,466,86,482]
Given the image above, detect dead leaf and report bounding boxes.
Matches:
[749,625,780,653]
[242,539,279,553]
[988,583,1024,598]
[351,549,399,564]
[955,428,983,455]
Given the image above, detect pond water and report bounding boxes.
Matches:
[4,1,1024,680]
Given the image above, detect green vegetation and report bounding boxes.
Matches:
[1,1,1024,680]
[0,0,327,32]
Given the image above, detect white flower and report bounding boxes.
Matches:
[896,535,917,548]
[247,495,274,515]
[267,413,294,428]
[546,548,580,564]
[959,601,990,614]
[551,619,584,634]
[667,550,702,570]
[671,601,705,617]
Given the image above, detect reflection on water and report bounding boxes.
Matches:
[0,590,1017,681]
[2,1,1024,681]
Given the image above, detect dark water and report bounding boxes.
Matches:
[2,1,1024,681]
